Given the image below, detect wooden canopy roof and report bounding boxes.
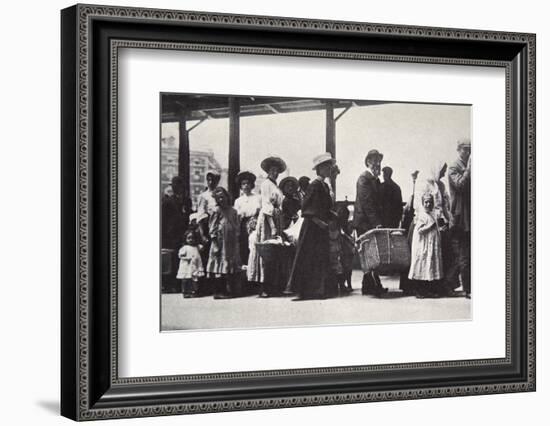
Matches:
[161,94,389,122]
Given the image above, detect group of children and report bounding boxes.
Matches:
[174,185,357,300]
[176,187,243,299]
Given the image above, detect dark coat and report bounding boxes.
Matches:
[161,195,189,249]
[448,158,471,232]
[353,170,382,235]
[300,178,333,222]
[380,179,403,228]
[288,177,333,298]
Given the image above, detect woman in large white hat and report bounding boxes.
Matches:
[288,153,336,301]
[250,156,286,297]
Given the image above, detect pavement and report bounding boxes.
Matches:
[161,271,471,331]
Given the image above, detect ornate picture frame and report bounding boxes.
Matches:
[61,4,535,420]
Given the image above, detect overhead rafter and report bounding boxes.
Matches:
[161,94,390,123]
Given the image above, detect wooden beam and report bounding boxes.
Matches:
[326,102,336,196]
[187,118,207,132]
[266,104,280,114]
[228,97,240,199]
[177,114,190,198]
[334,106,351,122]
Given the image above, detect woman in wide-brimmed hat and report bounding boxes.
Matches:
[260,156,287,175]
[250,156,287,297]
[234,171,261,274]
[288,153,336,300]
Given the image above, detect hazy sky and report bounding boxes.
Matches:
[162,102,471,200]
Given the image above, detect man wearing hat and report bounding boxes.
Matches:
[447,138,471,298]
[353,149,387,296]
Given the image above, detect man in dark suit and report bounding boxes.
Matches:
[380,166,403,228]
[353,149,387,296]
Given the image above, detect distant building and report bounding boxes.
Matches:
[161,136,225,209]
[189,150,225,209]
[161,136,178,192]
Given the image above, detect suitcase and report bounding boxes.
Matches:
[356,228,410,274]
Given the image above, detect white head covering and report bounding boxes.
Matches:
[413,160,448,214]
[427,160,447,184]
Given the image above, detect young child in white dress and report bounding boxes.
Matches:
[177,230,205,298]
[408,193,444,298]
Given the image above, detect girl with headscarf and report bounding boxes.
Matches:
[412,160,453,296]
[417,161,451,227]
[408,193,444,297]
[426,160,456,289]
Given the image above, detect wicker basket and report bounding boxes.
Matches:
[356,228,410,274]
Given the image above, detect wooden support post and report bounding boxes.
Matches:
[228,97,240,199]
[326,102,336,196]
[178,114,190,198]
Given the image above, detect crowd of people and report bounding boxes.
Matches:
[162,138,471,301]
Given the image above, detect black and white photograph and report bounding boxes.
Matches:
[160,93,472,331]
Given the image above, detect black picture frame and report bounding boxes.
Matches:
[61,4,536,421]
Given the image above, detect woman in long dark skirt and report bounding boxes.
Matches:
[288,153,336,301]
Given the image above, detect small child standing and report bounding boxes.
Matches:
[337,204,355,293]
[328,204,355,296]
[177,230,205,298]
[408,193,444,298]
